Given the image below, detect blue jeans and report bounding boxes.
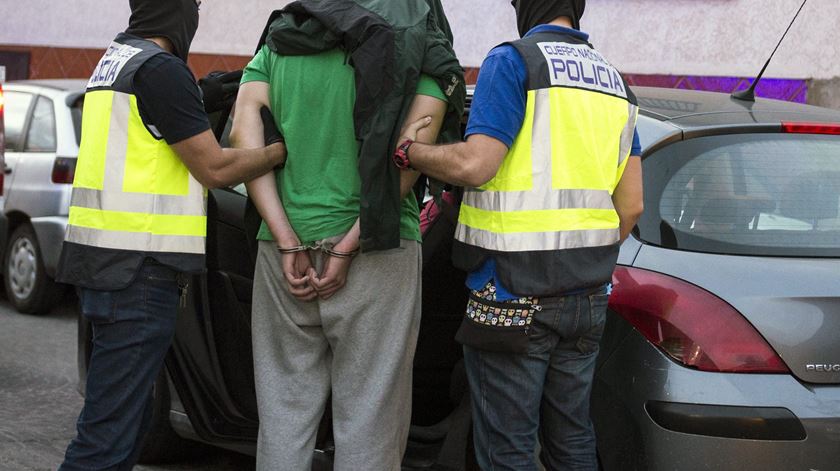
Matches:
[464,289,609,471]
[60,260,180,471]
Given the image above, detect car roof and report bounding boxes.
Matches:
[6,79,88,92]
[5,79,88,107]
[630,86,840,153]
[633,86,840,128]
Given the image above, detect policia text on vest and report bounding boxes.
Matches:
[540,42,628,96]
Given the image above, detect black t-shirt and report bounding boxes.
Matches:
[133,53,210,144]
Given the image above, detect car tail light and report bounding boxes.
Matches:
[51,157,77,184]
[609,266,789,374]
[781,122,840,135]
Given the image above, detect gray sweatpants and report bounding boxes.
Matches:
[251,238,422,471]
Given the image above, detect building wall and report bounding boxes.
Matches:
[809,78,840,111]
[2,0,838,106]
[0,0,280,56]
[442,0,840,80]
[0,44,252,84]
[3,0,838,77]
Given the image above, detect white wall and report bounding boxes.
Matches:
[2,0,838,80]
[440,0,518,66]
[442,0,840,80]
[0,0,288,55]
[581,0,840,80]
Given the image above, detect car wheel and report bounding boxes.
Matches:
[3,224,65,314]
[137,371,194,464]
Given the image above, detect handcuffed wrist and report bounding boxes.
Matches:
[323,247,359,258]
[277,243,359,258]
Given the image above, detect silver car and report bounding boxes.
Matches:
[0,79,85,314]
[595,87,840,470]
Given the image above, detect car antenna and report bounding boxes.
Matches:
[731,0,808,102]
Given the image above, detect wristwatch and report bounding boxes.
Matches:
[393,139,414,170]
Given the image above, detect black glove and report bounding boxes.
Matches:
[198,70,243,114]
[260,106,284,146]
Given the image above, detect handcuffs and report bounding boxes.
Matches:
[277,243,359,259]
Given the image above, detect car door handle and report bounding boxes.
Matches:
[3,167,11,175]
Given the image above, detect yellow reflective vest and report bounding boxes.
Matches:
[452,31,639,296]
[58,34,206,288]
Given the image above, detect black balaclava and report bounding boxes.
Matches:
[511,0,586,37]
[126,0,200,62]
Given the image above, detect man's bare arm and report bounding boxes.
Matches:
[399,131,508,188]
[397,94,447,198]
[612,156,644,241]
[231,81,317,300]
[171,128,285,189]
[230,82,298,247]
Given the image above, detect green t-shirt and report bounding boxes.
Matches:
[241,45,446,244]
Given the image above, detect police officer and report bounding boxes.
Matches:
[396,0,644,468]
[56,1,285,469]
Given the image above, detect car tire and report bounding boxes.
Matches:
[3,223,65,314]
[137,371,194,464]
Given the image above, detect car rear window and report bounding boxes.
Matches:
[71,106,82,146]
[637,133,840,257]
[70,96,83,146]
[3,90,33,150]
[24,96,56,152]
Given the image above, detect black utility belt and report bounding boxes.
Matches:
[454,284,607,354]
[455,292,541,354]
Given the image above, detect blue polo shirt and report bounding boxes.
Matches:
[464,24,641,300]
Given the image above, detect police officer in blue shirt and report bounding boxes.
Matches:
[396,0,644,468]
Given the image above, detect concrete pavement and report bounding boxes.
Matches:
[0,293,255,471]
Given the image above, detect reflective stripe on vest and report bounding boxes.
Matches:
[455,86,638,253]
[66,90,206,255]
